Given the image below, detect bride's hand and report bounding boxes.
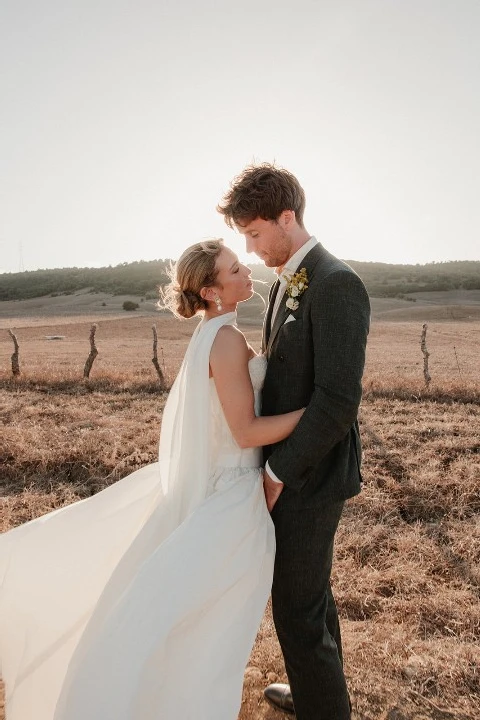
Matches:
[263,469,284,512]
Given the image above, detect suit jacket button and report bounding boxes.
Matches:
[279,355,284,361]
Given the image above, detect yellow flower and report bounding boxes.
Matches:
[283,267,308,311]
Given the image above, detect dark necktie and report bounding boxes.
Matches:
[265,279,280,346]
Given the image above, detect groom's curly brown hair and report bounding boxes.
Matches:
[217,163,306,229]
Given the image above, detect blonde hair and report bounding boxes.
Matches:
[161,239,224,319]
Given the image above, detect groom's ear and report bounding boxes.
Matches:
[279,209,295,230]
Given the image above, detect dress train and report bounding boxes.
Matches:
[0,313,274,719]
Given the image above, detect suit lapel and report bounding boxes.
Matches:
[266,243,325,356]
[267,287,289,356]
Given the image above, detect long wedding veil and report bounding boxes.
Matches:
[0,312,237,720]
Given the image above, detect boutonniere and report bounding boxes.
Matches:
[283,267,308,311]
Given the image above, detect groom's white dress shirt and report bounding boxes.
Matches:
[266,236,318,485]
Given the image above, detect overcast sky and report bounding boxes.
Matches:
[1,0,479,274]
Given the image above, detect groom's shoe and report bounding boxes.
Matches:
[264,683,295,716]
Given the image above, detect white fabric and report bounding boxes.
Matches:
[271,235,318,326]
[0,313,274,720]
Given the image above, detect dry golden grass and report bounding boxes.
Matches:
[1,314,479,719]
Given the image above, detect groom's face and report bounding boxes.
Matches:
[235,215,293,268]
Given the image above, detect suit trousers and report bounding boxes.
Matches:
[271,496,351,720]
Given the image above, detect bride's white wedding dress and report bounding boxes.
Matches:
[0,312,275,720]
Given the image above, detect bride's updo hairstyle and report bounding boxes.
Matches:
[162,239,224,319]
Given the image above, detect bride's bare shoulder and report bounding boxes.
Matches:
[213,326,257,359]
[211,325,248,364]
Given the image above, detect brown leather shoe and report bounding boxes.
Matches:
[263,683,295,716]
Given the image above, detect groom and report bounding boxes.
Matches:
[217,164,370,719]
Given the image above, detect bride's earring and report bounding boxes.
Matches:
[214,295,223,312]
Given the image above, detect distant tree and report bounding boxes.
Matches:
[1,258,479,302]
[123,301,139,311]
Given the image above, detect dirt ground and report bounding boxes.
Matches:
[1,306,479,719]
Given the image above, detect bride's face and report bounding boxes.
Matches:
[212,247,253,307]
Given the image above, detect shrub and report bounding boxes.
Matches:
[122,301,139,311]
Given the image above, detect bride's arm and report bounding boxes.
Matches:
[210,326,303,449]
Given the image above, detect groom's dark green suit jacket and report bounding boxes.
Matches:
[262,241,371,508]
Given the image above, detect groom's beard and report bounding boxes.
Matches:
[258,227,292,269]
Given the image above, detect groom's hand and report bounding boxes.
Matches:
[263,470,284,512]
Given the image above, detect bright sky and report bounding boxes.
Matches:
[1,0,479,274]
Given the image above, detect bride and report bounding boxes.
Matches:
[0,239,303,720]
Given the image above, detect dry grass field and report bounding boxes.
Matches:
[0,296,479,719]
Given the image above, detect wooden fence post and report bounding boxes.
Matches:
[151,324,166,386]
[83,324,99,378]
[420,323,431,387]
[8,329,20,376]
